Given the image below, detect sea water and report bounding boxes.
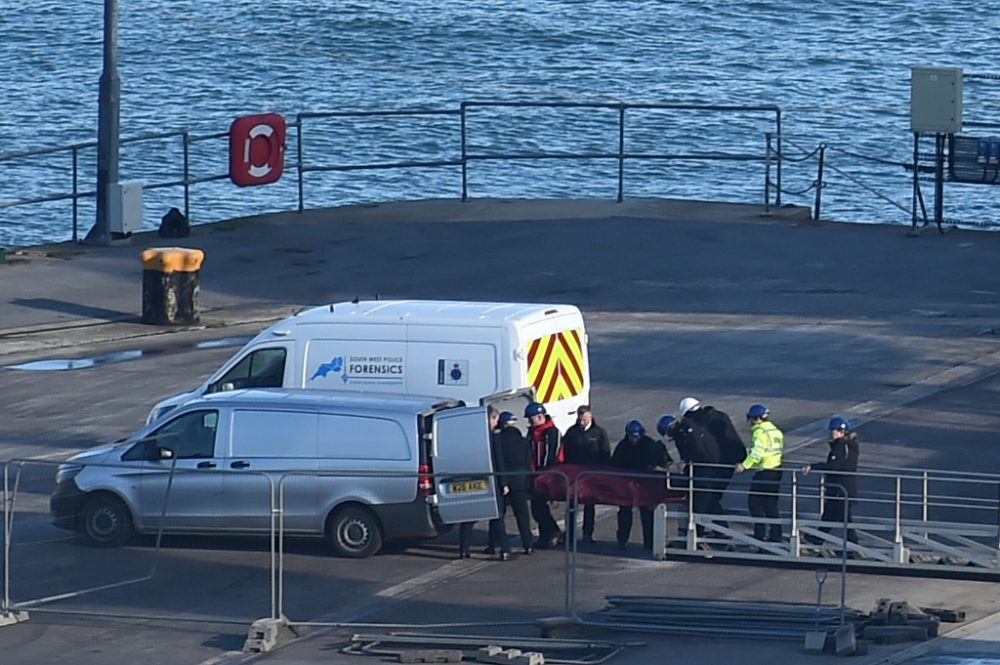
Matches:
[2,0,999,245]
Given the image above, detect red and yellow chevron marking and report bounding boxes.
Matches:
[527,328,586,404]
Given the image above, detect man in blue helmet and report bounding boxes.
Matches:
[611,420,669,550]
[735,404,785,544]
[525,401,564,549]
[803,417,860,544]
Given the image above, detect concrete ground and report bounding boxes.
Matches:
[1,197,999,665]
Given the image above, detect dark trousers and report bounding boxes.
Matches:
[458,521,474,555]
[531,496,561,546]
[617,506,653,548]
[690,466,717,536]
[566,502,597,543]
[505,489,534,549]
[707,466,734,522]
[821,487,857,543]
[748,469,783,541]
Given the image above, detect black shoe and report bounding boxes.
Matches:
[499,552,510,561]
[533,538,550,550]
[458,552,471,559]
[522,547,533,555]
[582,536,597,544]
[481,547,496,555]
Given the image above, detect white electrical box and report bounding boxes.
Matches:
[109,181,144,236]
[911,66,963,134]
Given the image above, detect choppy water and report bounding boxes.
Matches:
[3,1,1000,246]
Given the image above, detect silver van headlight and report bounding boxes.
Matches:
[55,463,84,485]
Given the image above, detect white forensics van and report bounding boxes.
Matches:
[149,300,590,432]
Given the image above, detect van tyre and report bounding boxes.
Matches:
[79,495,133,547]
[329,506,382,558]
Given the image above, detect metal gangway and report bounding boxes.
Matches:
[650,463,1000,578]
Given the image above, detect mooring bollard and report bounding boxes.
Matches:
[140,247,205,325]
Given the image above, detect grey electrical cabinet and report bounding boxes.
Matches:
[911,66,963,134]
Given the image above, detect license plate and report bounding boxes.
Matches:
[449,480,488,493]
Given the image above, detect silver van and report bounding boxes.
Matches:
[50,390,499,558]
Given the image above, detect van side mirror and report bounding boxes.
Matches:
[158,447,175,460]
[220,382,235,392]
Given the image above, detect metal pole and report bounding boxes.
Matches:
[922,471,929,540]
[911,132,920,230]
[460,105,468,202]
[182,131,190,222]
[296,116,304,213]
[85,0,119,245]
[72,147,79,242]
[934,133,945,229]
[617,105,625,203]
[762,133,772,216]
[791,472,799,556]
[775,108,782,207]
[813,144,826,222]
[3,464,9,613]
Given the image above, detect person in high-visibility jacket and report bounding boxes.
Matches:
[735,404,784,543]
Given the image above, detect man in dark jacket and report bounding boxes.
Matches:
[611,420,669,550]
[679,397,746,520]
[803,416,860,543]
[562,404,611,543]
[666,412,721,538]
[495,411,535,554]
[525,401,564,549]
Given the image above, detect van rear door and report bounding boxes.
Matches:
[431,407,499,524]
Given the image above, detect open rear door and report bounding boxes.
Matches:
[432,406,500,524]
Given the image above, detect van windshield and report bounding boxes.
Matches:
[211,347,286,392]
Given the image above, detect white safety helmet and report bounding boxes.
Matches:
[678,397,701,416]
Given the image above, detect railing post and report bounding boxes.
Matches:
[813,143,826,222]
[182,131,191,223]
[296,115,305,213]
[3,463,9,613]
[762,132,772,216]
[893,476,908,563]
[775,108,783,207]
[461,104,469,202]
[686,464,696,550]
[71,146,79,243]
[922,471,929,539]
[617,104,625,203]
[790,471,800,557]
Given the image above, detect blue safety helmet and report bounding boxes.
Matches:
[498,411,517,425]
[524,402,547,418]
[746,404,769,421]
[625,419,645,437]
[828,416,851,432]
[656,415,676,436]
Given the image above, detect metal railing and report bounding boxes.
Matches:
[1,100,782,245]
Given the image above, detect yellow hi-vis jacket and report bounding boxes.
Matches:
[743,420,784,470]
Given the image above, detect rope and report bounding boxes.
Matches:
[822,159,911,215]
[777,182,818,196]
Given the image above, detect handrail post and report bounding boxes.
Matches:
[790,471,800,557]
[461,103,469,202]
[893,476,907,563]
[813,143,826,222]
[687,464,696,550]
[182,131,191,222]
[775,108,782,207]
[617,104,625,203]
[71,146,80,242]
[296,115,305,213]
[3,463,9,613]
[922,471,929,539]
[762,132,772,216]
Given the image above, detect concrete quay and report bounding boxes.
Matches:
[1,197,1000,665]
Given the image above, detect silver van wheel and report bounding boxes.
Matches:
[329,506,382,558]
[80,495,133,547]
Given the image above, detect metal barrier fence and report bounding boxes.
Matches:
[0,100,781,245]
[3,456,995,641]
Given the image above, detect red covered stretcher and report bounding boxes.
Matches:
[531,464,687,506]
